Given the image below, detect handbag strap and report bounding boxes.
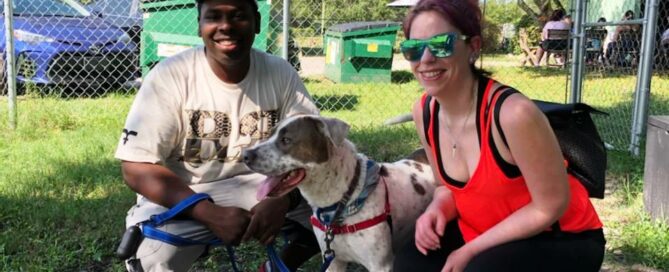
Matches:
[421,94,433,147]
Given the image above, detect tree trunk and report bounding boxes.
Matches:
[517,0,567,26]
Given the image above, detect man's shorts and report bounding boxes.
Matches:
[124,173,313,272]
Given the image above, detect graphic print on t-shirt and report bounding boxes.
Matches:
[182,109,279,166]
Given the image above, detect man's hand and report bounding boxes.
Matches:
[191,201,252,246]
[242,195,291,245]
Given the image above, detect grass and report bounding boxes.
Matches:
[1,66,668,271]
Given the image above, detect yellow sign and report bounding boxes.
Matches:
[367,43,378,53]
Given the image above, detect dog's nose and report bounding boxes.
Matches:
[242,149,256,164]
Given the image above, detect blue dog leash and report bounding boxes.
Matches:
[141,193,222,246]
[139,193,247,272]
[140,193,294,272]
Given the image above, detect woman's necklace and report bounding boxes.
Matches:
[443,83,477,158]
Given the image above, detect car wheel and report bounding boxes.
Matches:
[0,53,25,96]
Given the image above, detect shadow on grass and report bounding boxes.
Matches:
[392,70,415,84]
[313,94,359,111]
[517,65,644,79]
[302,77,325,84]
[349,124,421,162]
[24,84,138,100]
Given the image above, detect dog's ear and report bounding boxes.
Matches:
[315,116,350,146]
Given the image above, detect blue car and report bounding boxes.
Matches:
[0,0,138,94]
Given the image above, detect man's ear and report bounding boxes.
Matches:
[315,116,350,147]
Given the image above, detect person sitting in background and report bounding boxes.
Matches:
[534,9,571,66]
[585,17,608,64]
[562,13,573,28]
[605,10,640,65]
[661,16,669,69]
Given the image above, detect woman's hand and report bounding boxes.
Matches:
[415,187,458,255]
[415,202,448,255]
[441,245,476,272]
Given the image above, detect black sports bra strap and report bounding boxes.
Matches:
[493,88,520,149]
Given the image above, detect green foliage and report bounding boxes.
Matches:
[481,1,523,53]
[484,0,524,26]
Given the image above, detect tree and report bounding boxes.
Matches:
[516,0,568,26]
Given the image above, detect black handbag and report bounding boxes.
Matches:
[492,89,608,199]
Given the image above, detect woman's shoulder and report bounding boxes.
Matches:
[544,20,569,30]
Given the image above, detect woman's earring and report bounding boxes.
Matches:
[469,54,478,64]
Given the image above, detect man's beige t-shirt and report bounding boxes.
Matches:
[115,47,319,185]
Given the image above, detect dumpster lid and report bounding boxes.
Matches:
[648,116,669,131]
[328,21,400,33]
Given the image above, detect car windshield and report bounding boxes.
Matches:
[1,0,89,17]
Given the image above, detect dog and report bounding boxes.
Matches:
[243,115,437,271]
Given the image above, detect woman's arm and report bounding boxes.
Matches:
[411,98,459,254]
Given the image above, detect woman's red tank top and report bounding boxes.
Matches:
[422,78,602,242]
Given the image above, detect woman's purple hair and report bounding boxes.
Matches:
[403,0,489,76]
[403,0,481,40]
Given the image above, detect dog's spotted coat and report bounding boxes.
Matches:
[244,115,437,271]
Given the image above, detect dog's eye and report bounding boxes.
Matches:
[281,137,292,145]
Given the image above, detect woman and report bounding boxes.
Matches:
[605,10,641,66]
[393,0,605,271]
[534,9,571,66]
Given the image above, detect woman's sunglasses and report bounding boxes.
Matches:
[400,32,469,62]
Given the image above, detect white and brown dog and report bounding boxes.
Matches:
[243,115,436,271]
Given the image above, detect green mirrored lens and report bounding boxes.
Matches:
[400,40,427,61]
[401,33,462,61]
[428,33,455,58]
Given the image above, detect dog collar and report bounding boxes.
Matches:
[314,158,380,225]
[311,157,392,234]
[310,178,391,235]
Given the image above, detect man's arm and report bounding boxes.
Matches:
[122,161,252,245]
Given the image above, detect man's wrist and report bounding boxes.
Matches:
[188,197,215,222]
[286,189,302,211]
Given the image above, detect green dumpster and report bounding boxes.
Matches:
[324,21,400,83]
[139,0,272,76]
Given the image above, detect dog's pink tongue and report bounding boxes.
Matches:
[257,176,281,201]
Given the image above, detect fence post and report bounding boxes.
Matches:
[4,0,17,129]
[282,0,291,60]
[569,0,587,104]
[630,0,660,156]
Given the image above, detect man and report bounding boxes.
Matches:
[115,0,320,271]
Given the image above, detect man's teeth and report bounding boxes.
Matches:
[218,40,237,45]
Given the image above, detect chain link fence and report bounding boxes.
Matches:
[1,0,668,153]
